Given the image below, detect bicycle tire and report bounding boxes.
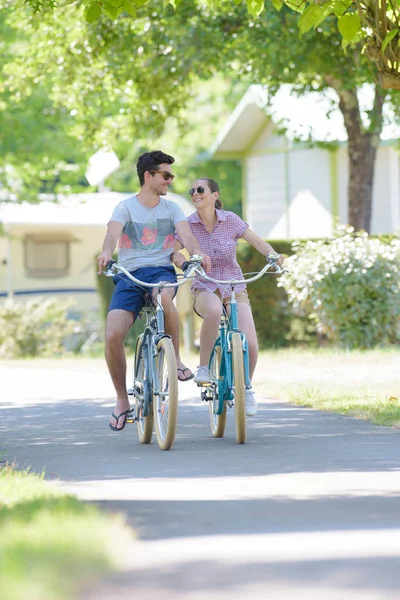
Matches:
[209,346,227,438]
[134,334,154,444]
[153,337,178,450]
[231,332,246,444]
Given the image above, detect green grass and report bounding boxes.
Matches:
[254,348,400,427]
[285,386,400,427]
[0,464,133,600]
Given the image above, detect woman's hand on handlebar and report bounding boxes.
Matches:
[200,254,211,274]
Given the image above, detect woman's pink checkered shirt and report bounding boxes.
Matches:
[179,209,249,299]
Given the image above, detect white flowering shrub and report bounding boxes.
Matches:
[278,227,400,349]
[0,297,76,358]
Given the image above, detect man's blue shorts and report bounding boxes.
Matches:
[109,265,177,317]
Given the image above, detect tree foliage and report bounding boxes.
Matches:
[18,0,400,88]
[1,0,400,229]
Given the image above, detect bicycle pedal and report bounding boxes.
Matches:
[126,415,135,424]
[127,387,134,396]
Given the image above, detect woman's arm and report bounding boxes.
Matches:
[241,228,284,265]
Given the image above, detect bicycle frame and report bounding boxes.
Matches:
[103,260,189,416]
[209,288,251,415]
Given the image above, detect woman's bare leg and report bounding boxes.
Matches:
[237,302,258,380]
[194,292,223,367]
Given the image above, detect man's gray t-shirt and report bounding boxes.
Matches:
[110,194,186,271]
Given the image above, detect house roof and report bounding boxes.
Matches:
[0,191,193,227]
[211,84,400,158]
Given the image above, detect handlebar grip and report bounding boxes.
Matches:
[267,252,280,263]
[181,261,190,272]
[106,259,116,270]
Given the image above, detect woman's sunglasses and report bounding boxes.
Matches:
[189,186,205,196]
[149,170,175,181]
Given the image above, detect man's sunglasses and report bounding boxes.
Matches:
[188,186,205,196]
[149,170,175,181]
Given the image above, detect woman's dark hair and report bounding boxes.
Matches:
[137,150,175,186]
[201,178,223,209]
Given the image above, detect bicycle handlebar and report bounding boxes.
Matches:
[181,253,289,285]
[103,260,190,290]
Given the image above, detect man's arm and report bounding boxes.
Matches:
[174,220,211,272]
[97,221,124,271]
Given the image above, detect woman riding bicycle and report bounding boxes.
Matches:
[172,177,284,417]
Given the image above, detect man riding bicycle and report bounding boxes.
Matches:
[97,151,210,431]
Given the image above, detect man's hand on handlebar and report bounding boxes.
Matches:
[171,251,187,270]
[97,251,114,273]
[172,252,211,274]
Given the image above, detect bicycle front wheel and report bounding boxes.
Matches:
[209,346,227,438]
[153,337,178,450]
[231,332,246,444]
[134,334,154,444]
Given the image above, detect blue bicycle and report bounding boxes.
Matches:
[183,253,286,444]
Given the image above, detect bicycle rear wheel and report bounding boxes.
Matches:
[209,346,227,438]
[153,336,178,450]
[231,332,246,444]
[134,334,154,444]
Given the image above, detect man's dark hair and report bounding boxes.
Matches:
[137,150,175,186]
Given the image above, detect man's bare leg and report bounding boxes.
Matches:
[161,289,193,380]
[105,308,134,429]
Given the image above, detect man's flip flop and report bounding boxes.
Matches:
[177,367,194,382]
[109,408,134,432]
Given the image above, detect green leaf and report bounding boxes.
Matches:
[298,3,333,35]
[332,0,352,17]
[338,12,361,42]
[381,28,399,54]
[246,0,264,16]
[285,0,306,15]
[341,37,349,52]
[84,0,102,22]
[271,0,283,11]
[122,0,136,15]
[102,0,119,18]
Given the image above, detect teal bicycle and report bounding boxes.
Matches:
[182,253,286,444]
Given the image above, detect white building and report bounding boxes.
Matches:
[0,191,194,323]
[211,85,400,239]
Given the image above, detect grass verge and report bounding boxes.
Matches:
[0,463,133,600]
[254,348,400,428]
[285,386,400,427]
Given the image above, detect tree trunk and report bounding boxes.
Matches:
[346,126,377,231]
[325,78,386,232]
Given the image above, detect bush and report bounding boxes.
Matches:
[0,298,76,358]
[279,227,400,349]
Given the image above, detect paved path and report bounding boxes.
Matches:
[1,361,400,599]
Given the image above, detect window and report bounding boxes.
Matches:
[25,236,70,278]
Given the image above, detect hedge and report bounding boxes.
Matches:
[95,234,399,350]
